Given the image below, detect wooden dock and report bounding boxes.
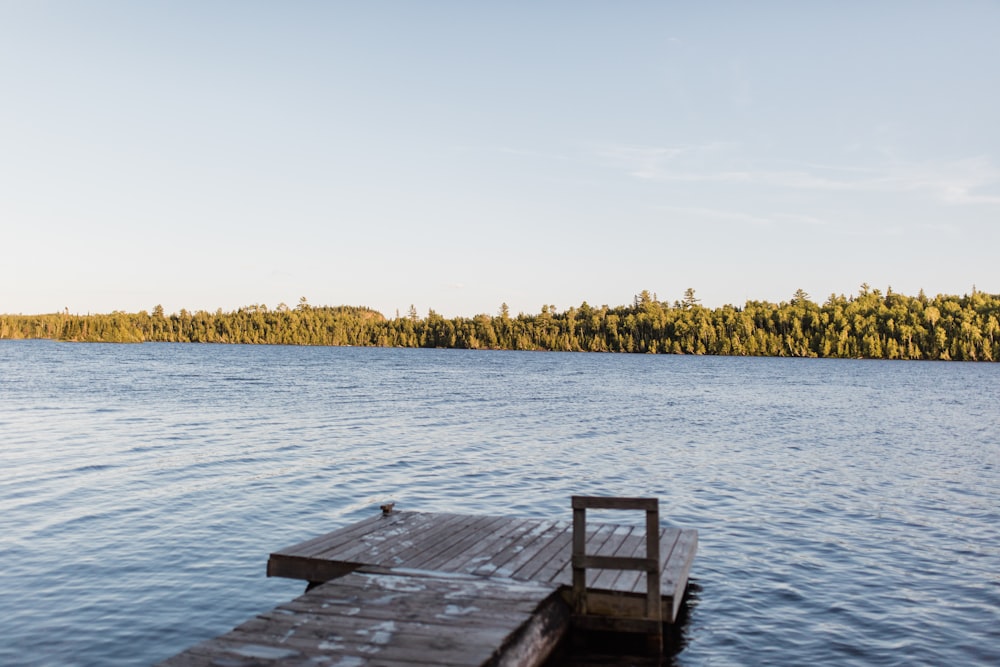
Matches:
[159,570,568,667]
[160,498,697,666]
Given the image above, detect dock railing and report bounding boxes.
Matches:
[571,495,663,654]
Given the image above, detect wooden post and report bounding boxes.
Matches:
[572,503,587,615]
[645,502,663,655]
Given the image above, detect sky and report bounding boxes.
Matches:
[2,2,999,318]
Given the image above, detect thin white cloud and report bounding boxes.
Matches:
[918,222,960,235]
[775,213,828,226]
[658,205,829,228]
[453,145,571,162]
[600,142,732,164]
[603,143,1000,206]
[882,157,1000,205]
[841,225,906,238]
[657,205,773,227]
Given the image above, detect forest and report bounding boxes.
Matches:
[2,286,999,361]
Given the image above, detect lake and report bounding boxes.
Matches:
[1,341,997,666]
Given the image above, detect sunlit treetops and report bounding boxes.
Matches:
[2,286,999,361]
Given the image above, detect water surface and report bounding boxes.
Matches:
[1,341,997,665]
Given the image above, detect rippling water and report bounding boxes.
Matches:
[1,341,998,666]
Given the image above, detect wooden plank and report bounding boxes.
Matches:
[159,570,568,667]
[269,512,480,583]
[492,583,570,667]
[252,605,528,639]
[265,553,360,583]
[252,589,569,667]
[467,519,561,579]
[372,513,484,570]
[571,496,658,511]
[433,516,536,575]
[187,630,507,667]
[311,511,448,563]
[551,522,618,587]
[267,512,385,558]
[583,523,624,590]
[326,512,478,571]
[646,528,682,595]
[574,522,650,598]
[308,570,565,605]
[305,514,429,575]
[490,520,570,580]
[590,525,639,590]
[660,529,697,588]
[661,528,698,622]
[271,510,411,558]
[165,643,421,667]
[464,519,559,577]
[600,526,648,591]
[572,506,587,614]
[222,600,567,667]
[247,605,516,637]
[605,528,679,595]
[644,506,662,628]
[591,525,634,559]
[515,524,573,583]
[575,554,657,572]
[585,523,621,571]
[405,515,508,571]
[266,511,434,580]
[264,599,545,631]
[349,570,565,628]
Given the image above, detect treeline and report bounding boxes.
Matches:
[2,286,999,361]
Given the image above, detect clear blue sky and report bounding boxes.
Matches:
[3,2,998,317]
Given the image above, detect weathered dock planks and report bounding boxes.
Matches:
[162,502,697,666]
[159,569,569,667]
[268,510,697,624]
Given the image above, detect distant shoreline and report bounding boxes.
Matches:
[3,287,998,361]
